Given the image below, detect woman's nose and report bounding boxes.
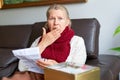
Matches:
[54,19,59,25]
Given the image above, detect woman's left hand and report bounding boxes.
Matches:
[36,59,58,69]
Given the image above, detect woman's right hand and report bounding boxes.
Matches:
[36,59,58,69]
[38,27,61,53]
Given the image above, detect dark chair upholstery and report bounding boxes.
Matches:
[0,18,120,80]
[71,18,100,59]
[0,25,32,78]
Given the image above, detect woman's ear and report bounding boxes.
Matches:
[67,19,71,27]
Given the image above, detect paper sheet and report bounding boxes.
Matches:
[12,47,44,73]
[48,62,95,74]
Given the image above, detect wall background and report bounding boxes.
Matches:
[0,0,120,54]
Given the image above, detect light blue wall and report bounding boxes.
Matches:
[0,0,120,54]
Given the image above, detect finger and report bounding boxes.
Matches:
[36,62,45,69]
[53,31,61,39]
[53,28,61,33]
[42,27,46,35]
[37,59,48,66]
[36,60,47,68]
[50,29,61,37]
[36,60,43,66]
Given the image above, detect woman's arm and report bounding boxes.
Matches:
[38,28,61,53]
[66,36,87,66]
[31,28,61,53]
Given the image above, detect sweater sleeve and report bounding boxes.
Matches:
[66,36,87,66]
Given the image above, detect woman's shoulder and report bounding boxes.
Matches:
[70,35,84,45]
[30,37,41,47]
[71,35,84,42]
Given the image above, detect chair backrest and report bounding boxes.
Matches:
[0,25,32,49]
[29,18,100,59]
[71,18,100,59]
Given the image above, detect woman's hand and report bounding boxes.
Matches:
[36,59,58,69]
[38,27,61,53]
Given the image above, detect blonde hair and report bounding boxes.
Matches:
[46,4,71,26]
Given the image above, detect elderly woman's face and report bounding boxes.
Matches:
[47,9,69,33]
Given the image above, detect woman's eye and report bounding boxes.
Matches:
[58,18,63,20]
[48,17,64,21]
[48,18,54,20]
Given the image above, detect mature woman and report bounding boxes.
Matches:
[2,4,87,80]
